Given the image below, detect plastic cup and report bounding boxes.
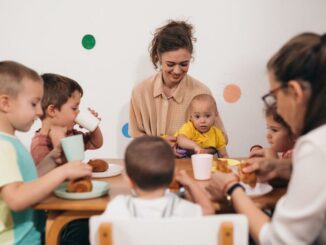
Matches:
[60,134,85,161]
[75,109,100,132]
[191,154,213,180]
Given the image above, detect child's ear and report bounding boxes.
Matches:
[46,104,57,118]
[0,95,11,112]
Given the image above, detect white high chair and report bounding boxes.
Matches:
[89,214,248,245]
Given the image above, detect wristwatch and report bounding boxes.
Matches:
[226,183,245,202]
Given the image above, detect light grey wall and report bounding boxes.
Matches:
[1,0,326,158]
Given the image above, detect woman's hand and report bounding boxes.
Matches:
[206,172,239,201]
[244,157,292,182]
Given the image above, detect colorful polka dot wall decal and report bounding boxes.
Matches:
[223,84,241,103]
[122,123,131,138]
[82,34,96,50]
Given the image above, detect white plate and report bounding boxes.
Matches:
[92,163,124,178]
[54,180,110,200]
[240,182,273,197]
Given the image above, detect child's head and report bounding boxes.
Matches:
[189,94,217,133]
[265,106,295,153]
[0,61,43,133]
[124,135,175,191]
[40,73,83,129]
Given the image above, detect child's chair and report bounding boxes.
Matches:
[89,214,248,245]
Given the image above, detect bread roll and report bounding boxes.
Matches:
[66,178,93,193]
[239,162,257,188]
[88,159,108,172]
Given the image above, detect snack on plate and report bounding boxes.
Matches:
[169,178,181,192]
[88,159,109,172]
[239,162,257,188]
[66,177,93,193]
[215,159,232,173]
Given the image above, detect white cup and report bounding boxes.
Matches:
[60,134,85,161]
[75,109,100,132]
[191,154,213,180]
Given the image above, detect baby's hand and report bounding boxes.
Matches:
[48,148,64,165]
[194,146,205,154]
[61,161,92,180]
[88,108,101,120]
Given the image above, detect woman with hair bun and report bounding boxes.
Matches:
[129,20,227,155]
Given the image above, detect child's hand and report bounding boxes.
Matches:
[48,148,64,165]
[194,146,205,154]
[88,107,101,121]
[49,126,68,148]
[60,161,92,180]
[175,170,194,188]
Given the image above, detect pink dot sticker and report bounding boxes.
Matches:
[223,84,241,103]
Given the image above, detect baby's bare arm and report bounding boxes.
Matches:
[177,135,202,153]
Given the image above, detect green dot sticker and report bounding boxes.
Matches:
[82,34,96,50]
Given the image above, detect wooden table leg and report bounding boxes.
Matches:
[46,210,102,245]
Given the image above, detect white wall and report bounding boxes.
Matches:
[1,0,326,158]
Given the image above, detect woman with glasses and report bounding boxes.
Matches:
[207,32,326,244]
[129,20,227,156]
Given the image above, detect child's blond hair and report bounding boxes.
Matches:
[0,61,42,97]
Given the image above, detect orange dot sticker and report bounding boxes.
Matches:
[223,84,241,103]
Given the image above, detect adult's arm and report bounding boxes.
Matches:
[206,172,270,243]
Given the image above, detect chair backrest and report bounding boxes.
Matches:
[90,214,248,245]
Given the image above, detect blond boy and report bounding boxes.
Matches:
[0,61,92,244]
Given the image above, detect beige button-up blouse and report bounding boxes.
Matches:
[129,72,226,138]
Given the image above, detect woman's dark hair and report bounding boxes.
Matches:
[267,33,326,135]
[149,20,195,69]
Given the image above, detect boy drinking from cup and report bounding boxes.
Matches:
[31,73,103,173]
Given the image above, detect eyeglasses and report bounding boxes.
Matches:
[261,84,287,107]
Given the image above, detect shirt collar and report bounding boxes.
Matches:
[153,72,187,103]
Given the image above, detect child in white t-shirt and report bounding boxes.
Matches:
[90,136,214,241]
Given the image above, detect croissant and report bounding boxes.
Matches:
[88,159,109,172]
[216,159,231,173]
[239,162,257,188]
[66,178,93,193]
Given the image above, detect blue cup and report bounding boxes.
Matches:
[60,134,85,161]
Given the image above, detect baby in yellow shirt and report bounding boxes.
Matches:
[175,94,228,158]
